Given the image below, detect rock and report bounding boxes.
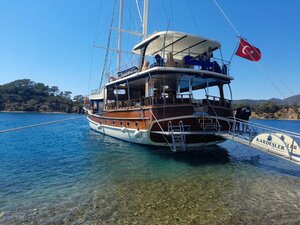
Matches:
[0,212,5,218]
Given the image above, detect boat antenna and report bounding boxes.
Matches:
[99,0,117,89]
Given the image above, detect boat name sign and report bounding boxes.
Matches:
[251,133,300,160]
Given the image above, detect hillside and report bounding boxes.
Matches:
[233,94,300,120]
[0,79,84,113]
[233,94,300,106]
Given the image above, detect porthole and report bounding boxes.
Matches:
[127,121,130,127]
[135,121,138,127]
[112,120,115,125]
[120,121,123,126]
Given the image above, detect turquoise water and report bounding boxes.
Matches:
[0,112,300,224]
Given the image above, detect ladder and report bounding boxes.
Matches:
[168,121,186,152]
[201,117,221,131]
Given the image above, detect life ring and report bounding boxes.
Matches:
[108,76,116,82]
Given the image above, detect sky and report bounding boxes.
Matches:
[0,0,299,100]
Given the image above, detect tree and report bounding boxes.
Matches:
[73,95,84,102]
[49,86,59,96]
[0,79,82,113]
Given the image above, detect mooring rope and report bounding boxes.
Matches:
[0,116,84,134]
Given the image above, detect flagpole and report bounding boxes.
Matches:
[229,41,239,64]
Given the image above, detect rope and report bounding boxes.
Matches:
[187,0,201,34]
[239,41,300,118]
[99,0,118,89]
[149,109,174,150]
[211,0,300,118]
[135,0,143,25]
[211,0,241,36]
[0,116,83,134]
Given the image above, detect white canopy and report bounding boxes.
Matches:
[132,31,221,60]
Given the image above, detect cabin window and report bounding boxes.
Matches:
[223,84,232,101]
[113,89,126,95]
[135,121,138,127]
[112,120,115,125]
[127,121,130,127]
[207,85,221,99]
[120,121,123,126]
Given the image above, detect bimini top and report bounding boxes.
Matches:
[132,31,221,60]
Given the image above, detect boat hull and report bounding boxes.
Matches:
[87,115,226,148]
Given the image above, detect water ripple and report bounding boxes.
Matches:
[0,113,300,224]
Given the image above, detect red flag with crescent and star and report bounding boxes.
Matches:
[235,39,261,62]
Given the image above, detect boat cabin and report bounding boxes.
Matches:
[98,31,233,117]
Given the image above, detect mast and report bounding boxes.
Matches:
[117,0,148,72]
[117,0,123,72]
[142,0,149,40]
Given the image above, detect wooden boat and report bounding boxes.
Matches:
[86,1,234,151]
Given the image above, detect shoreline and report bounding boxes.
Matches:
[251,117,300,121]
[0,111,298,120]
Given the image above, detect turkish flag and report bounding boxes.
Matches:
[235,39,261,62]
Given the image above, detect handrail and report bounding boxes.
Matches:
[179,121,186,143]
[106,58,140,78]
[205,97,221,131]
[230,116,300,139]
[211,116,300,140]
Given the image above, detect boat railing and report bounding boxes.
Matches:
[147,52,230,75]
[106,58,140,79]
[106,53,230,80]
[210,115,300,147]
[105,95,194,110]
[105,93,233,110]
[91,89,101,94]
[197,95,231,108]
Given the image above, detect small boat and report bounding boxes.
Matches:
[86,1,234,151]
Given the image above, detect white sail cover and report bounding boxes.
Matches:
[132,31,221,60]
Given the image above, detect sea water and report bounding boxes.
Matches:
[0,112,300,224]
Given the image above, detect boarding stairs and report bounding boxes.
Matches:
[200,117,221,131]
[168,121,187,152]
[211,116,300,164]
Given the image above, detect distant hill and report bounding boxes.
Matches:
[232,94,300,120]
[284,95,300,104]
[233,94,300,106]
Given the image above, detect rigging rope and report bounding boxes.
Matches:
[135,0,143,25]
[187,0,201,35]
[99,0,118,89]
[211,0,300,117]
[0,116,84,134]
[211,0,241,36]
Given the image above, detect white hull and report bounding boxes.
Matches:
[87,117,224,148]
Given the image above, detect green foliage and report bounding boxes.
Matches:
[0,79,83,113]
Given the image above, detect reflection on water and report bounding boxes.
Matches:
[0,113,300,224]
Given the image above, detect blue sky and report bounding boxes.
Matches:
[0,0,299,100]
